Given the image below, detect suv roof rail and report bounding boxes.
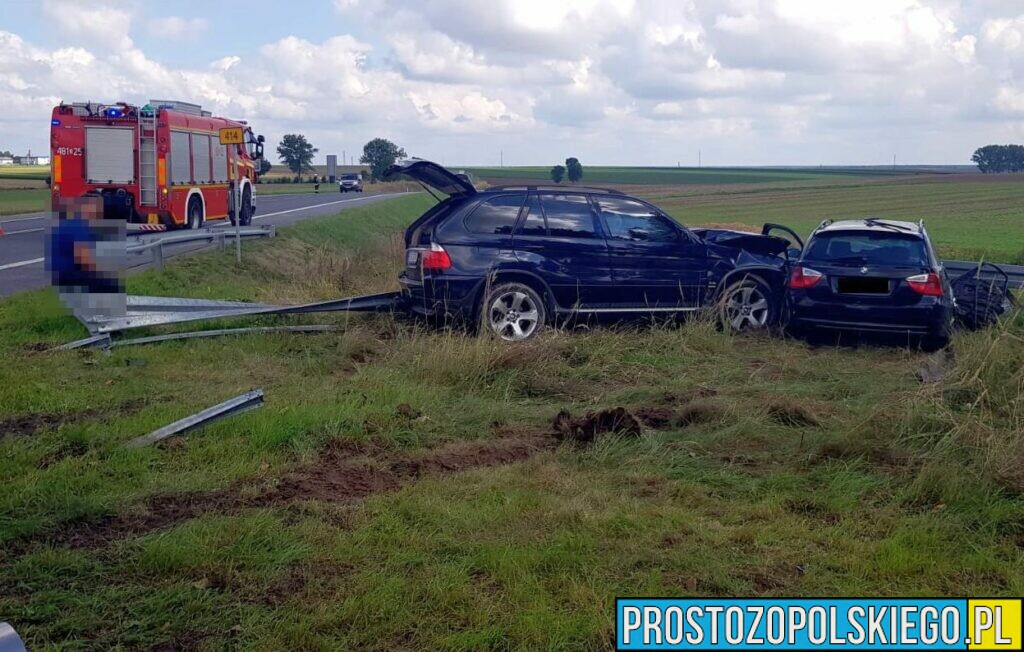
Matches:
[486,185,626,195]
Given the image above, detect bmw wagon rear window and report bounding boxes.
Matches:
[464,194,525,235]
[805,232,929,266]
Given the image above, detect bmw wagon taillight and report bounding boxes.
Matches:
[788,266,824,289]
[906,272,943,296]
[421,243,452,271]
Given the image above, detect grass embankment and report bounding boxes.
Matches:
[1,194,1023,649]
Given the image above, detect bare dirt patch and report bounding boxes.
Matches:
[0,398,148,441]
[15,434,556,552]
[552,407,642,443]
[634,390,725,430]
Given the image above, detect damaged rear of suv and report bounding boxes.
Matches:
[387,159,799,341]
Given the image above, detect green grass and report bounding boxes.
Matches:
[0,164,50,181]
[2,192,1023,649]
[0,188,49,215]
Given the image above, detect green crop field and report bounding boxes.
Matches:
[0,164,50,181]
[0,188,49,216]
[640,175,1024,263]
[1,193,1022,649]
[466,165,932,186]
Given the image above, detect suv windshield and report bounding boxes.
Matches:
[805,232,929,267]
[341,174,358,180]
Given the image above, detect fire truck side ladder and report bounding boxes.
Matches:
[139,111,158,207]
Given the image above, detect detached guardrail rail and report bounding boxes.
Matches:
[943,260,1024,290]
[127,225,275,269]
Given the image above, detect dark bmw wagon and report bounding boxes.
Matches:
[387,159,795,341]
[786,219,955,349]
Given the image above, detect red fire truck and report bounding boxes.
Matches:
[50,100,265,229]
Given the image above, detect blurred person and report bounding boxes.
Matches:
[47,196,126,324]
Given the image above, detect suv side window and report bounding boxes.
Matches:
[596,197,679,243]
[516,194,546,236]
[539,194,598,238]
[464,194,525,235]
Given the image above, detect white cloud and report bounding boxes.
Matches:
[148,16,208,39]
[2,1,1023,165]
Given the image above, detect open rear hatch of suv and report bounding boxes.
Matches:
[386,159,478,282]
[385,159,477,199]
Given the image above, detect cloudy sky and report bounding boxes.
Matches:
[2,0,1023,166]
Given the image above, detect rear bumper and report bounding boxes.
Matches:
[788,297,953,337]
[399,273,483,320]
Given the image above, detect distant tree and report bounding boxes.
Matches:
[972,144,1024,173]
[258,158,273,176]
[360,138,407,182]
[550,165,566,183]
[277,134,317,177]
[565,157,583,183]
[0,150,12,157]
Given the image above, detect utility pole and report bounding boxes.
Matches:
[342,150,346,170]
[500,150,503,168]
[893,153,896,171]
[698,149,702,168]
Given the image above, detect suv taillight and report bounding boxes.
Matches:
[906,272,943,296]
[421,243,452,271]
[788,266,824,289]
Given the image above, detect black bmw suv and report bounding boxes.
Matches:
[387,159,797,341]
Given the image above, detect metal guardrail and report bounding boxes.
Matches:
[124,389,265,448]
[944,260,1024,290]
[126,225,275,269]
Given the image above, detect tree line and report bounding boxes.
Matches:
[550,157,583,183]
[971,144,1024,173]
[274,134,407,182]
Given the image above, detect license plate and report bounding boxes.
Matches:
[406,250,419,266]
[837,277,889,294]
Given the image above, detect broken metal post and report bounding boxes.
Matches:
[125,389,264,449]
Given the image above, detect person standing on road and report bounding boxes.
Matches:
[313,173,320,193]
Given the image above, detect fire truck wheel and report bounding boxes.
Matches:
[239,186,253,226]
[186,197,204,230]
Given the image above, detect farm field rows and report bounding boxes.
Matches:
[467,168,1024,264]
[464,165,924,186]
[1,194,1022,649]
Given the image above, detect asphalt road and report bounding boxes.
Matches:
[0,191,407,298]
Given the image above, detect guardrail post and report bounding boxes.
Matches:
[152,243,164,270]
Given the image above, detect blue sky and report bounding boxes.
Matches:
[2,0,1023,166]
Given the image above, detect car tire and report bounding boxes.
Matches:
[186,197,203,230]
[718,277,778,333]
[239,186,253,226]
[483,282,546,342]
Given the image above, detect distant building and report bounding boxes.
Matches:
[14,150,48,165]
[0,156,13,166]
